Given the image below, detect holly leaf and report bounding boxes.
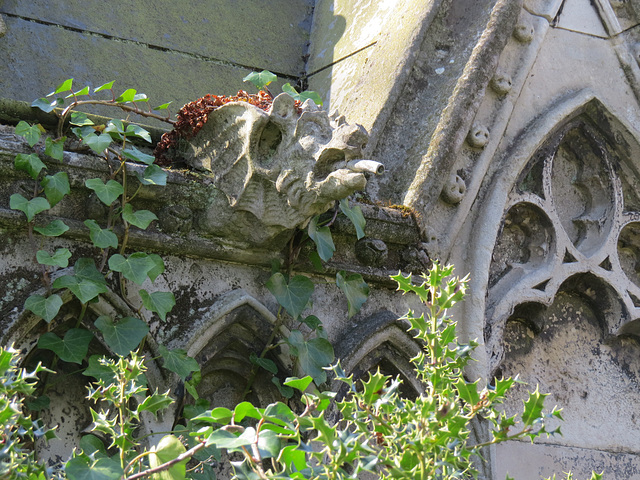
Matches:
[34,219,69,237]
[108,252,156,285]
[15,121,41,146]
[139,390,173,416]
[95,315,149,356]
[139,289,175,321]
[308,216,335,262]
[455,378,481,407]
[24,294,63,323]
[10,194,50,221]
[336,271,369,318]
[136,164,167,186]
[85,178,123,206]
[287,331,334,384]
[339,198,366,239]
[38,328,93,364]
[45,136,65,162]
[42,171,70,206]
[122,146,155,165]
[266,273,313,319]
[84,219,118,249]
[522,386,548,426]
[158,345,199,380]
[122,204,158,229]
[15,153,46,179]
[36,248,71,267]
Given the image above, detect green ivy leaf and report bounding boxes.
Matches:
[82,355,116,384]
[339,198,366,239]
[287,331,334,384]
[139,289,175,321]
[139,390,173,416]
[84,219,118,249]
[32,97,64,113]
[48,78,73,96]
[283,376,314,392]
[82,132,112,154]
[243,70,277,90]
[85,178,124,206]
[38,328,93,364]
[95,315,149,356]
[282,83,323,106]
[10,194,50,221]
[34,219,69,237]
[125,124,151,142]
[70,112,95,127]
[115,88,137,103]
[65,86,90,98]
[154,102,172,111]
[108,252,156,285]
[26,395,50,411]
[271,377,294,399]
[136,164,167,186]
[250,353,278,374]
[94,81,115,93]
[45,136,65,162]
[266,273,314,319]
[15,121,41,146]
[308,216,335,262]
[65,455,123,480]
[122,146,155,165]
[122,204,158,229]
[24,294,63,323]
[336,271,369,318]
[158,345,199,380]
[36,248,71,267]
[147,254,165,282]
[42,171,70,206]
[15,153,46,179]
[52,258,107,304]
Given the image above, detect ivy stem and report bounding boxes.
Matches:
[75,302,88,328]
[242,305,284,399]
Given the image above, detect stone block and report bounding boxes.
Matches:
[0,0,312,76]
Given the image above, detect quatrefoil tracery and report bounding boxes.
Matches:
[487,119,640,368]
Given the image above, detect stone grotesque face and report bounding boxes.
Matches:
[174,93,383,247]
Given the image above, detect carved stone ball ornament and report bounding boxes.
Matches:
[169,93,384,247]
[513,21,534,43]
[490,73,513,96]
[467,124,490,148]
[441,173,467,205]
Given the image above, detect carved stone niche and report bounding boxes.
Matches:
[485,103,640,474]
[164,94,384,248]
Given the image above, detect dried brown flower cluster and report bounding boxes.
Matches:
[154,90,300,165]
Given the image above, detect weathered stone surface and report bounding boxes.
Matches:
[166,94,384,247]
[1,0,312,76]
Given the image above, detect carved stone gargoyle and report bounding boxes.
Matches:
[170,93,384,247]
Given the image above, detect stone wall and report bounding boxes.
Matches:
[3,0,640,478]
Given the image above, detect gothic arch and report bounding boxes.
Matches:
[464,91,640,376]
[332,310,423,397]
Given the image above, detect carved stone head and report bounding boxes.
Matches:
[172,93,383,247]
